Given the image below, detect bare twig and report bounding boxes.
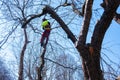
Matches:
[44,57,79,70]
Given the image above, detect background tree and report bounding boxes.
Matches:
[0,0,120,80]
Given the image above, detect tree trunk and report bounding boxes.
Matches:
[37,45,47,80]
[76,0,119,80]
[18,29,28,80]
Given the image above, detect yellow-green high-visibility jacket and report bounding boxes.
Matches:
[42,20,50,30]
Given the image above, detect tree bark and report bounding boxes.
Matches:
[76,0,119,80]
[84,0,119,80]
[18,29,28,80]
[37,48,46,80]
[77,0,93,45]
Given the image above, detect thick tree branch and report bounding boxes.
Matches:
[43,5,77,43]
[100,0,120,24]
[77,0,93,46]
[21,11,46,28]
[91,0,119,50]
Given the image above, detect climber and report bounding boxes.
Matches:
[40,18,51,47]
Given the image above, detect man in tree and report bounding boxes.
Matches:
[40,18,51,47]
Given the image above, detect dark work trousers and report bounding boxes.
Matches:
[40,30,51,47]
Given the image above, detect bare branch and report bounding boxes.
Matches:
[91,0,119,49]
[44,58,79,70]
[21,11,46,28]
[18,29,29,80]
[114,13,120,24]
[71,0,83,16]
[77,0,93,46]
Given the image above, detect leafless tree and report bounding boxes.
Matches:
[0,0,120,80]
